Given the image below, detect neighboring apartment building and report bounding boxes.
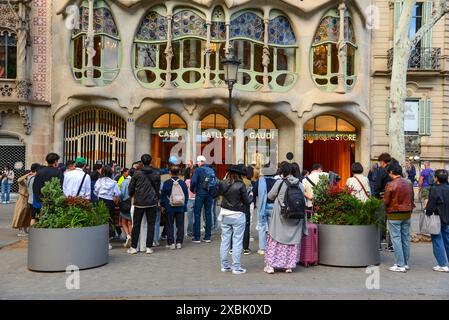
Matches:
[371,0,449,171]
[10,0,446,186]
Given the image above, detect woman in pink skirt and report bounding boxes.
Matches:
[264,162,308,274]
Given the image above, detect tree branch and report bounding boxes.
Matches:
[409,0,449,49]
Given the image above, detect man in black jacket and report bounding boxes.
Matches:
[31,153,64,225]
[425,169,449,272]
[128,154,161,254]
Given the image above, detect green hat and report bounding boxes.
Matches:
[75,157,87,165]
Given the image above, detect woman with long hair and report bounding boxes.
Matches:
[216,165,253,275]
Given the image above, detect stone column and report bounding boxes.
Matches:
[84,0,96,87]
[126,119,136,167]
[234,119,245,165]
[204,21,212,88]
[262,17,270,92]
[225,21,230,54]
[295,124,304,169]
[164,12,174,89]
[189,39,197,83]
[336,1,347,94]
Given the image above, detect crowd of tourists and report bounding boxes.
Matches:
[7,151,449,274]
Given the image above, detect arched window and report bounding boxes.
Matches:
[134,5,168,88]
[210,6,227,87]
[267,11,298,91]
[304,115,356,132]
[201,113,228,129]
[171,8,207,88]
[230,10,265,91]
[63,108,127,167]
[230,10,298,91]
[0,30,17,79]
[71,0,120,86]
[311,8,357,92]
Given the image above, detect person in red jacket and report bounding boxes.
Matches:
[384,162,415,273]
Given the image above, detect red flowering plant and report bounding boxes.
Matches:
[312,175,382,226]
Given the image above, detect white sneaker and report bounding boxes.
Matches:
[127,248,138,254]
[108,243,112,250]
[153,241,160,247]
[389,265,406,273]
[232,267,247,275]
[433,266,449,272]
[257,250,265,255]
[176,243,182,249]
[124,236,131,248]
[167,244,176,250]
[221,266,232,272]
[405,265,410,270]
[146,247,154,254]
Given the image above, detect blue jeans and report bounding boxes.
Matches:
[154,209,161,243]
[186,199,195,237]
[1,181,11,202]
[212,199,218,231]
[387,219,411,267]
[194,194,212,241]
[258,203,274,251]
[431,224,449,267]
[220,213,246,270]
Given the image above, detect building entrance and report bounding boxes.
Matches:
[303,115,356,185]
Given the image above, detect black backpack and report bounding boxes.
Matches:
[276,180,306,221]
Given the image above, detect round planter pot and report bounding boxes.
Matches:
[28,224,109,272]
[318,224,380,267]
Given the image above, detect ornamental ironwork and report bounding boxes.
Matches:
[387,47,441,70]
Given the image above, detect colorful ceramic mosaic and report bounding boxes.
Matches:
[172,10,207,39]
[230,12,264,42]
[74,6,118,37]
[314,15,355,44]
[268,16,296,46]
[211,21,226,41]
[136,11,167,41]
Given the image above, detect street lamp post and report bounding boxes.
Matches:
[221,54,241,130]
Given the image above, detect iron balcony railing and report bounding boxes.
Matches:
[387,47,441,70]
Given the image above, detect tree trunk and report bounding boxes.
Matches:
[388,1,416,168]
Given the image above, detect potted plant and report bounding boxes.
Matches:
[28,178,110,272]
[312,175,383,267]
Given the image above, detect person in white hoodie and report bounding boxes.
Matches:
[94,165,120,250]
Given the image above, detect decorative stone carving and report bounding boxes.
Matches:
[15,80,31,100]
[18,104,32,135]
[183,100,197,115]
[237,101,250,116]
[262,47,270,68]
[0,83,15,97]
[0,2,19,31]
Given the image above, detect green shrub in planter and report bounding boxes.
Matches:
[34,177,110,229]
[312,175,382,226]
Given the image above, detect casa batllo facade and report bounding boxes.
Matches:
[6,0,444,184]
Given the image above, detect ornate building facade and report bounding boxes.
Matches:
[5,0,445,185]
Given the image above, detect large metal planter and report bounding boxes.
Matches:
[318,224,380,267]
[28,224,109,272]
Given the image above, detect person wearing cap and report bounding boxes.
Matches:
[190,155,217,243]
[62,157,91,200]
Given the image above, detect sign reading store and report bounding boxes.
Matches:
[304,133,357,141]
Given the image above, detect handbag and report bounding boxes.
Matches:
[419,211,441,235]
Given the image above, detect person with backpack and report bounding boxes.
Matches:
[190,155,216,243]
[160,165,189,250]
[127,154,161,255]
[254,165,278,255]
[62,157,91,199]
[419,161,434,209]
[264,162,308,274]
[302,163,328,212]
[216,165,253,275]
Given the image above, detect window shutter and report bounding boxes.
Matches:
[393,1,403,43]
[422,1,433,69]
[419,98,431,136]
[386,97,391,135]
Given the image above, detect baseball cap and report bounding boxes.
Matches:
[196,155,206,163]
[75,157,87,165]
[169,156,178,165]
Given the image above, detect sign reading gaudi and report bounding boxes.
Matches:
[304,133,357,141]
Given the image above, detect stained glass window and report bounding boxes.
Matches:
[172,10,207,39]
[268,16,296,46]
[71,0,120,86]
[136,11,167,41]
[311,8,357,92]
[230,12,264,43]
[0,31,17,79]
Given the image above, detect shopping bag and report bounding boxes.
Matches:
[419,212,441,235]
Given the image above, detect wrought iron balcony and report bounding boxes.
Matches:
[387,47,441,71]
